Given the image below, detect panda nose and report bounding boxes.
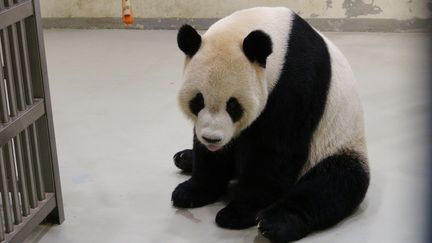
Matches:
[202,136,222,144]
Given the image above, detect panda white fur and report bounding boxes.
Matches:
[172,7,369,242]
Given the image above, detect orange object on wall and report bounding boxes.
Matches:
[122,0,134,25]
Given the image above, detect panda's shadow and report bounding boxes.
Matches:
[253,234,271,243]
[177,170,192,176]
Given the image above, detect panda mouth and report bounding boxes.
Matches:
[206,144,222,152]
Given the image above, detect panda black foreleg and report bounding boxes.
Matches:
[256,152,369,242]
[172,137,235,208]
[173,149,194,173]
[215,152,293,230]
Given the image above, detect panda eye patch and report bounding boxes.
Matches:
[226,97,243,122]
[189,92,205,115]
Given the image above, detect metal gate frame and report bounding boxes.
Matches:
[0,0,64,242]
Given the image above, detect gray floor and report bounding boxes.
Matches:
[24,30,430,243]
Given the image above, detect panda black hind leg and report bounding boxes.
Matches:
[256,151,369,242]
[173,149,193,173]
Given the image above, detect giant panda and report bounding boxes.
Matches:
[171,7,369,242]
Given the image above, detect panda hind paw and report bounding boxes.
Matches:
[256,205,309,243]
[215,202,260,229]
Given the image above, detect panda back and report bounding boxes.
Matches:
[302,35,368,176]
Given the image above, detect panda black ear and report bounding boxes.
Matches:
[242,30,273,67]
[177,24,202,57]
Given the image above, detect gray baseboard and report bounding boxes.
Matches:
[42,17,432,32]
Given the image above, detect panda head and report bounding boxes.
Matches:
[177,24,272,152]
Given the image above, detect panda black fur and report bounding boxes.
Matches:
[172,7,369,242]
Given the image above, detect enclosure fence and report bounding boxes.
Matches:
[0,0,64,242]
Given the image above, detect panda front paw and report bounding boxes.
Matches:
[215,202,260,229]
[172,179,220,208]
[173,149,193,173]
[256,205,309,243]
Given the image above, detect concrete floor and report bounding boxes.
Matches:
[24,30,430,243]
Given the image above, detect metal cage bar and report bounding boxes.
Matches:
[0,148,13,233]
[6,0,39,210]
[24,0,64,224]
[1,74,21,227]
[14,0,45,201]
[0,79,22,224]
[3,143,22,224]
[0,0,64,241]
